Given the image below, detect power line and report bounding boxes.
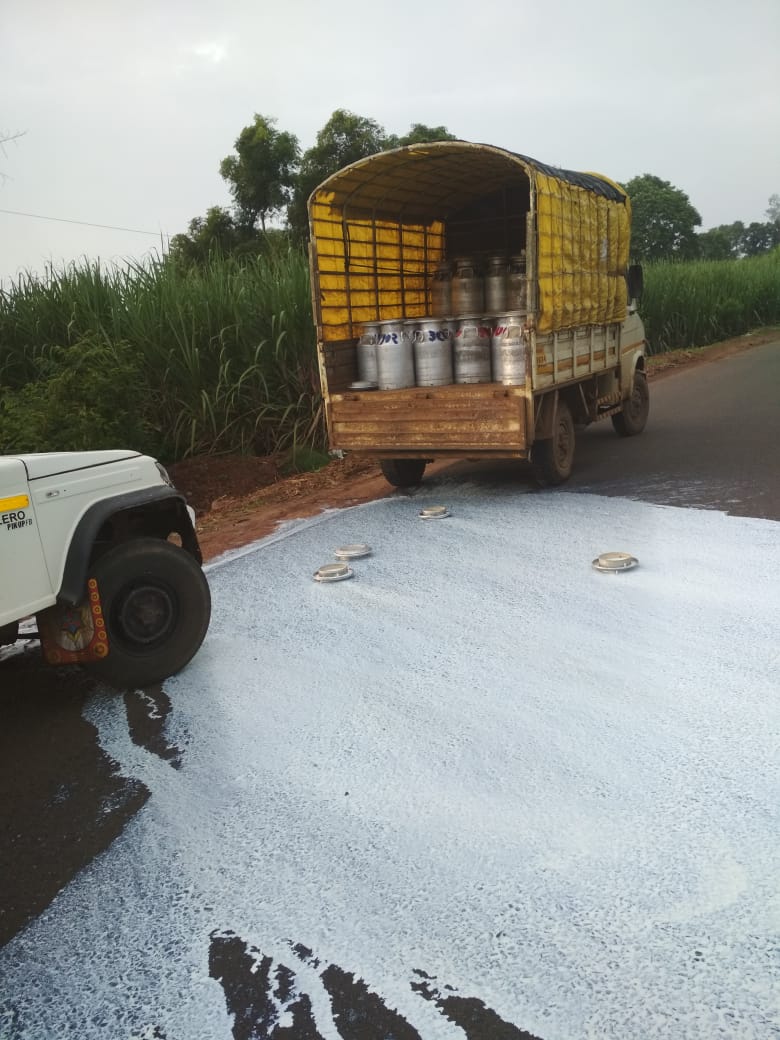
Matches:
[0,207,163,236]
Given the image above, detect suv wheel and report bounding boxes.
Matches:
[88,538,210,689]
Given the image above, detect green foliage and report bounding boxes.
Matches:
[393,123,459,147]
[288,109,392,242]
[287,112,461,240]
[640,250,780,353]
[623,174,702,261]
[168,211,292,268]
[0,260,131,389]
[219,114,300,232]
[281,444,331,475]
[0,336,155,454]
[304,109,388,174]
[3,244,778,462]
[168,207,260,266]
[739,220,780,256]
[176,110,460,253]
[698,217,780,260]
[698,222,744,260]
[0,251,323,462]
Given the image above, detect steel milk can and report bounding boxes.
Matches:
[451,257,484,315]
[485,255,509,313]
[430,262,452,318]
[375,319,415,389]
[356,321,379,383]
[507,253,527,311]
[413,318,454,386]
[454,316,492,383]
[491,312,527,385]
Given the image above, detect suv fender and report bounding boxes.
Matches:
[59,487,200,606]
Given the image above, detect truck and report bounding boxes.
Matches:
[307,140,649,487]
[0,450,210,688]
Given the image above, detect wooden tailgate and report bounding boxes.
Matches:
[328,384,528,456]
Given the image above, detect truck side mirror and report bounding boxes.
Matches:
[627,264,643,302]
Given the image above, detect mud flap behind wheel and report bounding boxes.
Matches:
[38,578,110,665]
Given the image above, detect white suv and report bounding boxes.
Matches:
[0,450,210,688]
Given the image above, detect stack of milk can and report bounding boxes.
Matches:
[354,254,528,391]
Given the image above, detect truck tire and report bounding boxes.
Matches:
[380,459,427,487]
[531,400,575,486]
[87,537,211,689]
[612,371,649,437]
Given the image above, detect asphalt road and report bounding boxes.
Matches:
[440,339,780,522]
[569,340,780,520]
[1,339,778,1038]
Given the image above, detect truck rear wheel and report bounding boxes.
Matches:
[380,459,427,487]
[612,371,649,437]
[87,537,211,689]
[531,400,575,486]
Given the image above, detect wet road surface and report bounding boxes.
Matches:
[569,340,780,520]
[1,339,778,1038]
[0,654,179,946]
[443,340,780,522]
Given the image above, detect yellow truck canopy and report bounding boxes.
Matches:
[308,141,630,340]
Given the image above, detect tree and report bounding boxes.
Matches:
[622,174,702,261]
[739,220,780,256]
[175,111,461,253]
[219,114,300,232]
[697,211,780,261]
[305,109,388,173]
[287,110,398,242]
[698,222,744,260]
[287,111,460,241]
[766,194,780,224]
[394,123,459,146]
[168,206,263,265]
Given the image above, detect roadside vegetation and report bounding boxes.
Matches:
[1,106,778,463]
[641,250,780,352]
[0,250,320,463]
[1,249,778,462]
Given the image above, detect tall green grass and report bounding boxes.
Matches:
[641,250,780,353]
[0,250,322,461]
[2,249,778,460]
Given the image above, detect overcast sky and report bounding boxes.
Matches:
[2,0,779,284]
